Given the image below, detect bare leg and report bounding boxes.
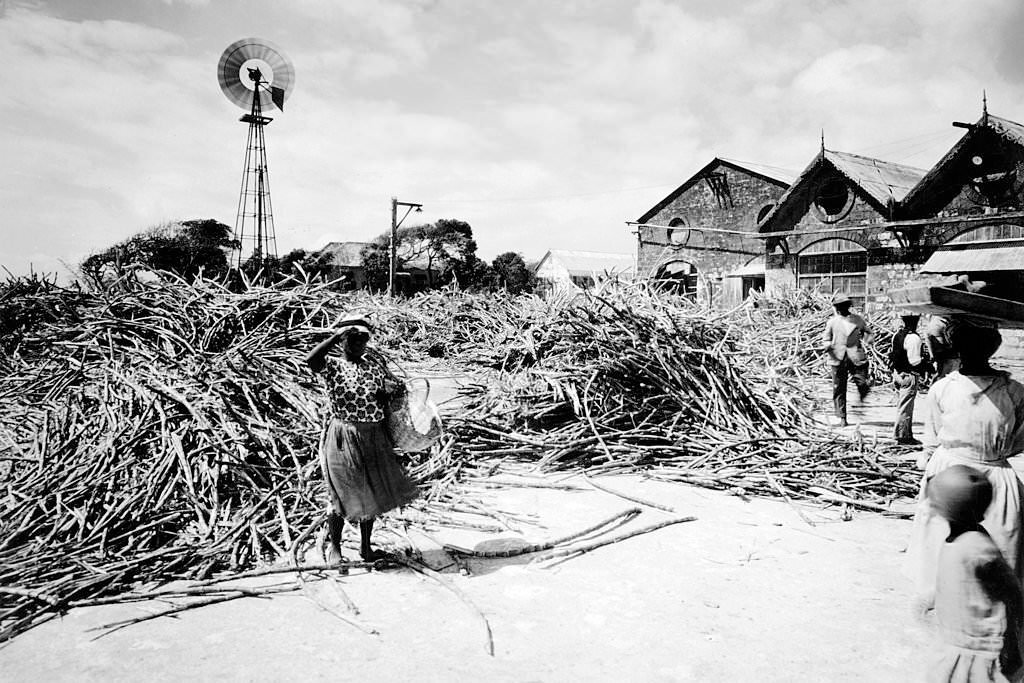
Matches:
[360,518,385,560]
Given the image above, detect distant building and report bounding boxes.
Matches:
[534,249,635,295]
[634,158,795,306]
[317,241,370,290]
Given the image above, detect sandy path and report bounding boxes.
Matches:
[0,466,929,682]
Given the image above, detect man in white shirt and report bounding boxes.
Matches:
[820,292,872,427]
[890,314,927,445]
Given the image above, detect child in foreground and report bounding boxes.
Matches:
[919,464,1024,682]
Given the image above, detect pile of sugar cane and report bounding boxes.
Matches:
[0,272,913,642]
[443,284,917,512]
[0,273,499,641]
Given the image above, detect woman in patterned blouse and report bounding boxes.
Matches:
[305,312,418,563]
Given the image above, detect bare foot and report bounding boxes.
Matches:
[326,545,343,565]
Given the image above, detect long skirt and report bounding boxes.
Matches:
[906,450,1024,599]
[928,647,1022,683]
[319,418,419,522]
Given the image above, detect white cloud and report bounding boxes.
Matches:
[4,0,1024,277]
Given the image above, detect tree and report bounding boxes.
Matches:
[491,252,536,294]
[360,218,487,292]
[81,219,236,285]
[276,248,335,281]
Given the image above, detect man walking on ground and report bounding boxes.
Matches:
[821,292,872,427]
[890,314,928,445]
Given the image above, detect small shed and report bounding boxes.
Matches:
[318,241,370,290]
[534,250,635,295]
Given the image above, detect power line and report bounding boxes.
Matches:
[852,128,958,156]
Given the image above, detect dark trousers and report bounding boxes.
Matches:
[831,358,870,422]
[892,371,918,441]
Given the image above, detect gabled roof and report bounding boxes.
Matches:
[824,150,926,206]
[718,158,797,186]
[535,250,635,277]
[901,112,1024,215]
[318,241,370,268]
[637,157,796,224]
[759,149,927,233]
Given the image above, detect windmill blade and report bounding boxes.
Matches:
[217,37,296,111]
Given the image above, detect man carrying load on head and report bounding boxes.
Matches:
[820,292,873,427]
[890,314,928,446]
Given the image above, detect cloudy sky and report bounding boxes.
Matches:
[2,0,1023,278]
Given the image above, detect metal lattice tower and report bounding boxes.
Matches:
[216,38,294,271]
[232,76,277,270]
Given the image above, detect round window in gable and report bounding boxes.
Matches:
[668,217,689,245]
[812,178,854,223]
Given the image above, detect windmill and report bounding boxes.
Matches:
[217,38,295,270]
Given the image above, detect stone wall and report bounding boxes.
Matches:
[637,162,787,307]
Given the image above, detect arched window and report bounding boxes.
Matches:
[654,260,698,299]
[947,224,1024,244]
[756,203,775,224]
[797,238,867,305]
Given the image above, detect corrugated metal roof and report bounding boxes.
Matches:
[759,149,928,233]
[318,241,370,268]
[718,158,798,186]
[921,243,1024,273]
[824,150,927,205]
[540,250,635,277]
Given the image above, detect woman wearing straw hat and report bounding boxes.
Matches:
[305,312,418,563]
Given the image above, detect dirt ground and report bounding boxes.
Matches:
[3,367,1016,682]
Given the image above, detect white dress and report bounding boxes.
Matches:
[907,371,1024,599]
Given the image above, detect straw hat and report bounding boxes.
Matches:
[831,292,851,305]
[336,312,373,335]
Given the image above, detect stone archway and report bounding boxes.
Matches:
[654,259,698,298]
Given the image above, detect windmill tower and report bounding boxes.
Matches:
[217,38,295,270]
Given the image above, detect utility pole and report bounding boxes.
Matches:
[389,197,398,296]
[388,197,423,297]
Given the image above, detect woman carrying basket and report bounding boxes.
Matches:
[305,312,418,563]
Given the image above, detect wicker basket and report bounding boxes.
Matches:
[388,378,443,453]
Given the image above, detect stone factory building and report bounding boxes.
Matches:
[756,149,927,307]
[758,109,1024,309]
[633,158,795,307]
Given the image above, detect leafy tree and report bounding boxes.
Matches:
[81,219,236,285]
[360,237,392,292]
[491,252,536,294]
[276,248,335,281]
[360,218,487,292]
